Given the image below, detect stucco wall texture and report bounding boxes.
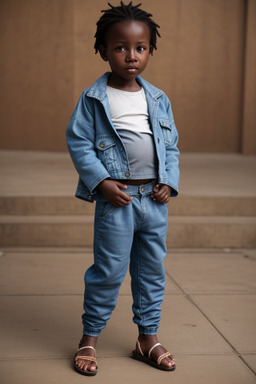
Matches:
[0,0,255,153]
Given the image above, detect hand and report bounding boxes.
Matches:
[151,184,171,204]
[98,179,133,207]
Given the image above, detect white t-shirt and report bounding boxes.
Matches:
[106,86,152,134]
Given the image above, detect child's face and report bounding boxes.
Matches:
[99,20,151,86]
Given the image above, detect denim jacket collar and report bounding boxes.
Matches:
[86,72,163,101]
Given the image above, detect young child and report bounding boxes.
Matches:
[66,1,179,376]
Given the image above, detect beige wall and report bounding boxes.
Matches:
[242,0,256,154]
[0,0,74,151]
[0,0,255,153]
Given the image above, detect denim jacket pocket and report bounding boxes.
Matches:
[159,119,173,146]
[95,136,117,172]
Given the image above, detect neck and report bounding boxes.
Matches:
[107,74,141,92]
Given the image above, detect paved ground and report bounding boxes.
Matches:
[0,246,256,383]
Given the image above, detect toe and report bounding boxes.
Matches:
[162,357,172,368]
[76,358,97,372]
[76,358,88,371]
[168,356,176,368]
[160,355,175,369]
[78,359,85,370]
[89,362,97,372]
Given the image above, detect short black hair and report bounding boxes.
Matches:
[94,1,161,54]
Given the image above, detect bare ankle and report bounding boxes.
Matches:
[138,334,158,344]
[81,335,98,348]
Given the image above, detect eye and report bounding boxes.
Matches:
[115,46,126,52]
[137,46,146,52]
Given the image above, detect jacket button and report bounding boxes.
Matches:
[125,172,130,177]
[88,195,92,199]
[100,143,104,148]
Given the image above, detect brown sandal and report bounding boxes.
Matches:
[132,340,176,371]
[74,345,98,376]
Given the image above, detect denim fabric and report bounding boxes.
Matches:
[82,181,168,337]
[66,72,180,202]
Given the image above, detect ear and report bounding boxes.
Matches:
[99,45,108,62]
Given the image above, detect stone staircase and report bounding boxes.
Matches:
[0,195,256,248]
[0,151,256,248]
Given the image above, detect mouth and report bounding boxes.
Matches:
[125,67,138,73]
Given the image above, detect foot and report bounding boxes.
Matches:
[136,334,175,370]
[74,335,98,374]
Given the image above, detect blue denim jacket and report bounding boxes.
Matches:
[66,72,180,202]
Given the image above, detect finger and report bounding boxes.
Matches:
[112,193,132,205]
[153,184,160,193]
[118,197,132,205]
[113,201,126,207]
[113,198,131,207]
[156,192,169,203]
[119,190,133,202]
[154,190,166,200]
[158,187,171,198]
[151,191,165,201]
[158,196,167,203]
[115,181,128,190]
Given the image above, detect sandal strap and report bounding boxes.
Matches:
[136,340,173,367]
[148,342,161,358]
[76,345,96,355]
[136,340,144,356]
[75,355,97,363]
[157,351,171,366]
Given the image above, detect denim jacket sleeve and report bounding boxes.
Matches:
[157,93,180,197]
[66,92,110,195]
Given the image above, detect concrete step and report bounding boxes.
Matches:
[1,195,256,216]
[1,215,255,248]
[1,152,255,248]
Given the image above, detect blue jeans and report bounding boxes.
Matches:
[82,181,168,337]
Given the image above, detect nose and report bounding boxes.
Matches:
[126,49,137,62]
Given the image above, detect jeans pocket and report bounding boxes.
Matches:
[98,201,116,219]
